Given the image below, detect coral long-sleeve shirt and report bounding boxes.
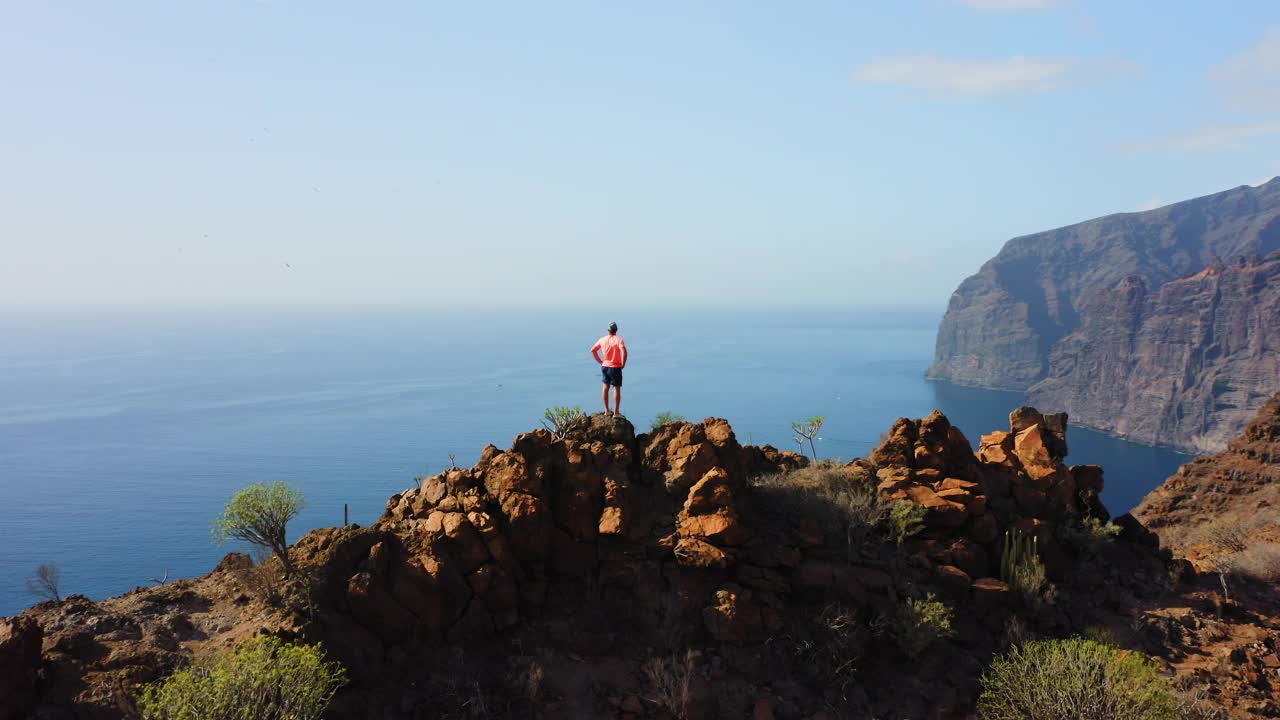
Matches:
[592,335,627,368]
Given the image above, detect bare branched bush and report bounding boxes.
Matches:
[1196,514,1266,554]
[26,562,61,602]
[239,556,289,606]
[511,655,545,704]
[1220,542,1280,583]
[1175,689,1230,720]
[788,603,866,699]
[643,650,695,719]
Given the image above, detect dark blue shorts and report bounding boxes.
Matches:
[601,366,623,387]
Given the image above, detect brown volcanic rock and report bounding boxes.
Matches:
[0,616,41,720]
[930,179,1280,452]
[13,409,1231,720]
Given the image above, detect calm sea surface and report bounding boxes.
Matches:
[0,308,1189,615]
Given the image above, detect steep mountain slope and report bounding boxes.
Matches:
[1129,396,1280,716]
[929,178,1280,451]
[1135,394,1280,554]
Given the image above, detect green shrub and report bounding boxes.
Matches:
[137,636,346,720]
[892,593,954,659]
[541,405,587,440]
[978,637,1179,720]
[652,411,686,430]
[1057,514,1121,557]
[1000,528,1051,607]
[213,482,304,576]
[889,500,926,546]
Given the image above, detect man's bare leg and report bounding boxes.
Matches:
[602,383,612,414]
[613,387,622,417]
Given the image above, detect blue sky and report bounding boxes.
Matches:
[3,1,1278,309]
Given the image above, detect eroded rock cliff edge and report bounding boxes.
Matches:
[5,410,1277,719]
[929,178,1280,452]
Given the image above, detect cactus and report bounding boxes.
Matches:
[1000,527,1049,605]
[999,527,1037,581]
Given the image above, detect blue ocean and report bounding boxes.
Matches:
[0,308,1188,615]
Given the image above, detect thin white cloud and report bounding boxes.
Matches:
[1162,122,1280,150]
[854,55,1069,96]
[1135,198,1162,212]
[1254,176,1277,187]
[853,55,1133,97]
[960,0,1056,9]
[1210,26,1280,112]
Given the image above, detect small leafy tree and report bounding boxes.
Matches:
[26,562,61,602]
[214,482,304,577]
[541,406,587,440]
[651,411,686,430]
[978,637,1179,720]
[137,635,346,720]
[791,416,825,460]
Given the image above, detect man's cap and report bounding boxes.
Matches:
[607,321,618,332]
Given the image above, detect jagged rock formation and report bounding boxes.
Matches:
[929,178,1280,452]
[3,411,1245,719]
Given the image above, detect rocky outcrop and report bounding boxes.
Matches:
[1135,394,1280,552]
[0,616,41,720]
[930,178,1280,452]
[10,410,1231,719]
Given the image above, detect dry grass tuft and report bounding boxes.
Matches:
[643,650,695,719]
[751,463,893,558]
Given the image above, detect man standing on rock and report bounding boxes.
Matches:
[591,322,628,416]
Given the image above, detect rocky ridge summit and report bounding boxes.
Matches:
[929,178,1280,452]
[2,411,1271,718]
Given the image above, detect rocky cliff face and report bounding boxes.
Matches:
[930,178,1280,452]
[1027,256,1280,452]
[6,410,1272,719]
